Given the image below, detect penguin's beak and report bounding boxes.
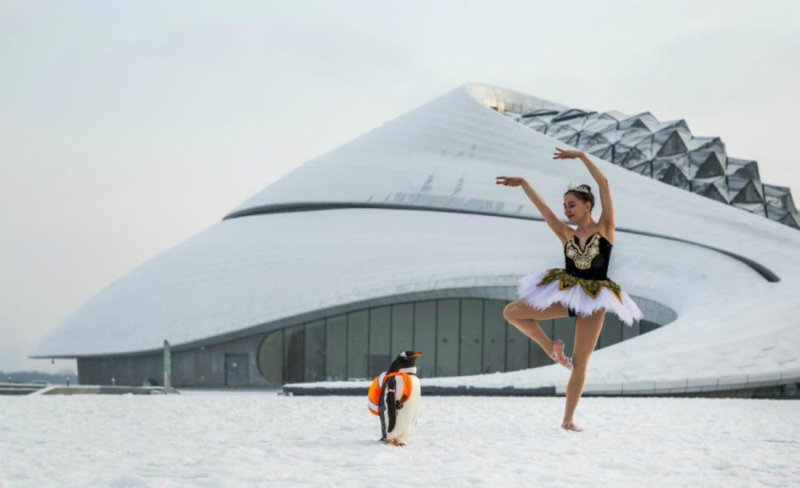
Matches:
[411,351,423,358]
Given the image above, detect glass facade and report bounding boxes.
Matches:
[256,297,668,384]
[503,105,800,230]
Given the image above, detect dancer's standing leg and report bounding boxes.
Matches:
[562,308,605,431]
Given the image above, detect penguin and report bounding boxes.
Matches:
[376,350,422,447]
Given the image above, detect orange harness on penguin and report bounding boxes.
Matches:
[368,371,413,416]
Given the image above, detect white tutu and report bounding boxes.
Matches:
[516,268,644,326]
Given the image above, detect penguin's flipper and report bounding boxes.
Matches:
[378,380,388,441]
[385,376,398,434]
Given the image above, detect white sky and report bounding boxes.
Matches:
[1,0,798,373]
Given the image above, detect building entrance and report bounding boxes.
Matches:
[225,354,250,386]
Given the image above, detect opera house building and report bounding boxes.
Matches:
[32,83,800,398]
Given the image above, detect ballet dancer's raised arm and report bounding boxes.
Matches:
[553,148,616,234]
[495,175,572,243]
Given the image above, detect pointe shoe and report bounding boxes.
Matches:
[549,340,573,370]
[561,421,583,432]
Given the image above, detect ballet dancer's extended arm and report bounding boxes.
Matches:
[495,176,571,242]
[553,148,615,231]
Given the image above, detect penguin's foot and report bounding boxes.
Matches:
[561,421,583,432]
[387,439,406,447]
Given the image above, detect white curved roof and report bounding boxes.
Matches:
[225,83,568,219]
[33,83,800,392]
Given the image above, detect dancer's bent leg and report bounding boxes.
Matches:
[562,308,605,431]
[502,300,569,354]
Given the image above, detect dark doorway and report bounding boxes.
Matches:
[225,354,250,386]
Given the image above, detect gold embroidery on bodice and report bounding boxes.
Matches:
[565,232,601,270]
[536,268,624,303]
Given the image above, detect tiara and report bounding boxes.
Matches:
[567,183,591,194]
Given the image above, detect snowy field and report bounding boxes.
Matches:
[1,390,798,487]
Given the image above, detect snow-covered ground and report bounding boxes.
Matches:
[1,391,798,487]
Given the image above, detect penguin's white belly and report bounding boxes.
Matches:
[386,376,421,442]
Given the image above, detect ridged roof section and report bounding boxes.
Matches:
[224,83,569,220]
[505,101,800,230]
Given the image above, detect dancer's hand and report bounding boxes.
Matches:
[495,176,526,187]
[553,148,584,160]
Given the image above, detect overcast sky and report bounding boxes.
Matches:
[2,0,798,374]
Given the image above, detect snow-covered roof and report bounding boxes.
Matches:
[32,83,800,393]
[224,83,569,220]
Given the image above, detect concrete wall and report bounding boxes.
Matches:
[78,332,269,388]
[77,295,674,388]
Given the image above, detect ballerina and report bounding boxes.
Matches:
[496,147,644,432]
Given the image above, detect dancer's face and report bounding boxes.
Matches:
[563,194,591,223]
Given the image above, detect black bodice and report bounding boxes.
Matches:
[564,231,613,280]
